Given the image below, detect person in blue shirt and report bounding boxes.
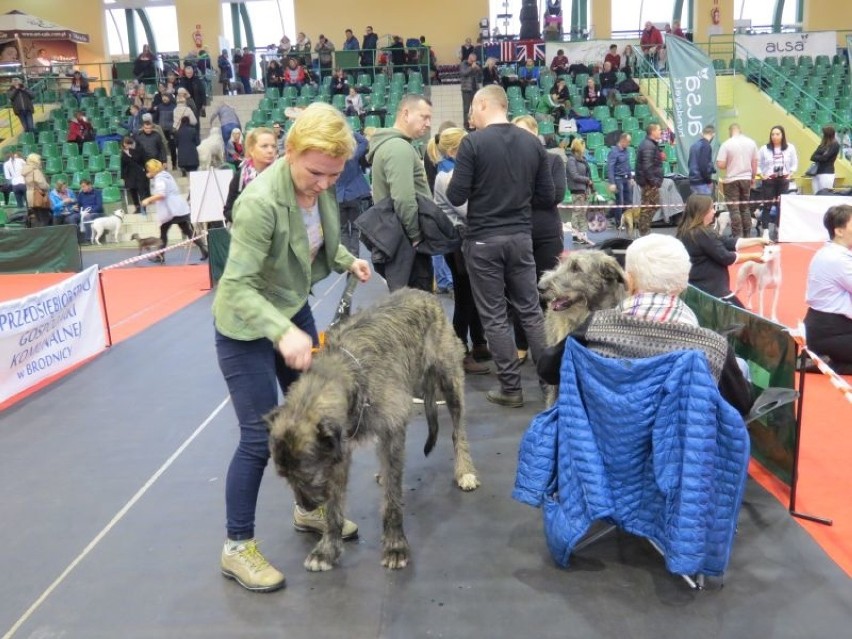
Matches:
[518,59,540,88]
[606,132,633,227]
[688,125,716,195]
[76,179,104,243]
[49,180,79,227]
[335,131,371,256]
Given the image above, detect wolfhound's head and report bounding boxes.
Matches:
[264,364,352,511]
[538,250,627,315]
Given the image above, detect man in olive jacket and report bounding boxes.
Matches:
[366,94,434,291]
[634,123,664,236]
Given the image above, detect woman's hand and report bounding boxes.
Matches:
[349,258,371,283]
[277,326,314,371]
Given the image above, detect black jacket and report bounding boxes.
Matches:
[175,126,200,169]
[532,153,567,241]
[8,86,34,114]
[688,137,715,186]
[810,141,840,175]
[635,136,663,188]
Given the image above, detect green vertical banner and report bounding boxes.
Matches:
[666,35,718,176]
[847,35,852,85]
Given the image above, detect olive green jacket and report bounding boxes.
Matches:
[212,159,355,343]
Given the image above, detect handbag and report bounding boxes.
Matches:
[804,163,818,177]
[558,117,577,135]
[32,186,50,209]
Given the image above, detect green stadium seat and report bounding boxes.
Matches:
[65,156,85,172]
[585,132,605,149]
[87,155,106,173]
[70,171,91,190]
[364,114,382,129]
[82,141,99,158]
[101,185,122,204]
[332,94,346,110]
[594,146,610,168]
[41,143,60,158]
[592,105,610,121]
[93,171,112,189]
[102,140,121,157]
[51,173,69,188]
[43,157,63,175]
[346,116,361,132]
[538,120,555,136]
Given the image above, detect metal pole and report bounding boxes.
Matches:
[97,270,114,348]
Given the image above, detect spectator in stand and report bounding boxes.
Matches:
[121,136,150,216]
[640,21,664,70]
[49,180,79,228]
[548,77,571,118]
[345,86,364,117]
[361,26,378,73]
[550,49,569,76]
[621,44,639,75]
[222,127,278,224]
[208,102,242,146]
[343,29,360,51]
[757,125,798,238]
[175,115,200,176]
[582,76,603,108]
[22,153,51,227]
[810,125,840,194]
[671,20,686,38]
[266,59,284,92]
[68,71,90,106]
[76,179,104,242]
[134,114,168,168]
[218,49,234,95]
[687,124,716,195]
[3,151,26,208]
[237,47,255,94]
[133,44,156,82]
[227,128,245,167]
[330,68,349,95]
[278,34,292,57]
[804,205,852,374]
[314,34,335,74]
[178,65,207,119]
[460,38,476,61]
[604,44,621,70]
[294,32,312,65]
[518,59,540,88]
[607,132,633,228]
[634,123,665,236]
[387,35,407,69]
[66,111,94,154]
[612,69,643,109]
[460,53,482,131]
[7,77,35,133]
[173,91,198,137]
[482,57,500,86]
[283,57,306,89]
[599,60,617,99]
[272,122,286,157]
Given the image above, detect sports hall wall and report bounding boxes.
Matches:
[292,0,488,68]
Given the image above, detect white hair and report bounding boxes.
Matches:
[625,234,691,294]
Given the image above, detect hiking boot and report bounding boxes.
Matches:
[517,349,528,364]
[470,344,492,362]
[485,388,524,408]
[293,504,359,540]
[220,539,286,593]
[463,354,490,375]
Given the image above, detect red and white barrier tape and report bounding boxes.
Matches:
[99,232,209,272]
[559,196,780,211]
[792,323,852,405]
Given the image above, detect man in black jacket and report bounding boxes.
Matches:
[361,25,379,74]
[7,78,35,133]
[687,124,716,195]
[634,123,664,236]
[447,85,555,408]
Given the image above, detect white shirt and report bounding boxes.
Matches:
[806,241,852,319]
[4,156,25,186]
[716,133,758,182]
[757,143,798,178]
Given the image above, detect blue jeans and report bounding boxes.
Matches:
[691,183,713,196]
[216,303,318,541]
[432,254,453,290]
[613,178,632,225]
[18,110,35,133]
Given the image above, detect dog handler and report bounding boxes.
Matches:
[212,103,371,593]
[676,194,771,307]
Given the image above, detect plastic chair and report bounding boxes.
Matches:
[585,132,605,150]
[101,185,122,204]
[43,157,64,175]
[592,105,611,122]
[93,171,112,189]
[82,141,100,158]
[65,156,85,173]
[87,155,106,173]
[347,116,362,132]
[51,173,69,188]
[38,131,56,144]
[62,142,80,158]
[41,143,60,158]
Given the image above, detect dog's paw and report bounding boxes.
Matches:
[374,472,384,486]
[304,552,335,572]
[457,473,480,491]
[381,549,409,570]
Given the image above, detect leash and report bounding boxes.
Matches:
[339,346,370,439]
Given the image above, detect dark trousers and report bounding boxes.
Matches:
[160,214,208,257]
[445,250,485,350]
[723,180,752,238]
[464,232,546,393]
[613,177,632,226]
[514,234,563,350]
[804,308,852,372]
[339,197,369,257]
[12,184,26,208]
[462,90,475,130]
[760,177,788,229]
[374,252,434,292]
[216,303,318,540]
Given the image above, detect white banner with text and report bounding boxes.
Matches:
[778,194,852,243]
[734,31,837,61]
[0,266,106,404]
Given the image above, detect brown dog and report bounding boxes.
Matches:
[130,233,165,263]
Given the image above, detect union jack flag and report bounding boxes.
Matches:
[515,40,546,62]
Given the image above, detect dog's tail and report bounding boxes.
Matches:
[423,419,439,457]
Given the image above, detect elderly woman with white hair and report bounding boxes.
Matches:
[226,127,244,167]
[537,234,753,415]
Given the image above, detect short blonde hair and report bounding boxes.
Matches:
[626,234,691,295]
[26,153,41,165]
[512,115,538,134]
[145,159,163,174]
[286,102,355,159]
[245,126,275,155]
[570,138,586,156]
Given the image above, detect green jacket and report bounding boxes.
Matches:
[366,127,431,244]
[212,159,355,343]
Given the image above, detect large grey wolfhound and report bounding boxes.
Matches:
[265,288,480,572]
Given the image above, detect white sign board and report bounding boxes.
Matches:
[189,168,233,223]
[734,31,837,61]
[545,39,639,68]
[778,194,852,243]
[0,266,106,405]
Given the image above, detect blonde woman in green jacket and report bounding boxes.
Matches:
[213,103,371,593]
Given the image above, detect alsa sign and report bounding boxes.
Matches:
[735,31,836,61]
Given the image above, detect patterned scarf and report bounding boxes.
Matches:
[619,292,699,327]
[240,158,258,191]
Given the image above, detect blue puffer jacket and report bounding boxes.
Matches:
[513,339,750,577]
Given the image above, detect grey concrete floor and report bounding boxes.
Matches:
[2,246,851,639]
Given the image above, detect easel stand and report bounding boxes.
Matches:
[789,347,833,525]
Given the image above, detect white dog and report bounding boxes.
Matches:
[91,210,125,245]
[197,126,226,170]
[736,244,782,323]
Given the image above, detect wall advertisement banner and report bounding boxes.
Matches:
[0,266,106,405]
[666,35,718,176]
[734,31,837,61]
[544,40,639,67]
